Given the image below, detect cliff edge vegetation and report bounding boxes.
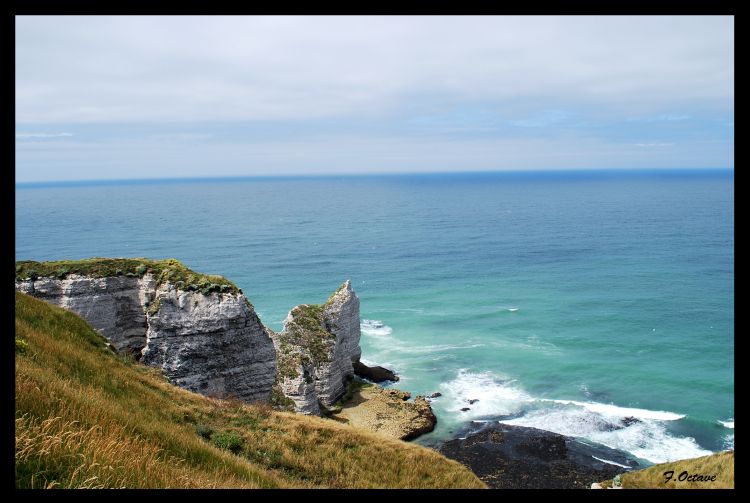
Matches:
[16,257,241,295]
[15,292,485,489]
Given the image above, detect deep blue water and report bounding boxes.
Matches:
[15,170,734,464]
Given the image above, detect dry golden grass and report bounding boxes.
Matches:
[15,292,485,489]
[599,451,734,489]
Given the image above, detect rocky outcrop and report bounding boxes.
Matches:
[271,280,362,414]
[353,360,399,382]
[330,383,437,440]
[15,260,411,423]
[141,285,276,403]
[15,260,276,403]
[438,423,642,489]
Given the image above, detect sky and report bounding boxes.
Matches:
[15,15,734,182]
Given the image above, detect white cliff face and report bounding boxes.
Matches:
[318,280,361,406]
[272,280,363,414]
[16,274,153,355]
[141,285,276,403]
[323,280,362,368]
[271,328,322,415]
[15,273,276,403]
[15,268,362,417]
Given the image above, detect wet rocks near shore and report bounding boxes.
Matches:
[352,360,399,382]
[439,423,642,489]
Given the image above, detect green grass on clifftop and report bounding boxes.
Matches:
[15,292,485,489]
[15,258,241,295]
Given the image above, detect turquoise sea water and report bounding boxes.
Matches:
[15,170,734,465]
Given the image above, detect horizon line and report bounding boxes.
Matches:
[15,167,733,188]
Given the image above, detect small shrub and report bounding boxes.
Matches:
[195,424,213,440]
[146,298,161,316]
[212,431,244,454]
[15,337,29,354]
[268,386,295,412]
[135,264,148,275]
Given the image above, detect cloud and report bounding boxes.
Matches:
[15,16,733,124]
[14,16,733,180]
[15,132,73,138]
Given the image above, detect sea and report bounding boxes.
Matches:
[15,169,734,466]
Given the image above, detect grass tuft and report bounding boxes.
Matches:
[212,431,245,454]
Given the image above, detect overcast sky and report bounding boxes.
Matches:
[15,15,733,182]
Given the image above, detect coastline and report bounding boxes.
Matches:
[436,421,642,489]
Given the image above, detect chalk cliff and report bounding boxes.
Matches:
[271,280,362,414]
[141,284,276,403]
[15,259,276,403]
[16,273,153,355]
[14,259,362,411]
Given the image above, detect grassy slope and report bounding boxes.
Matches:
[599,451,734,489]
[15,292,485,489]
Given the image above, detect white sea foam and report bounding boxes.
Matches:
[500,403,710,464]
[591,456,632,469]
[718,418,734,429]
[508,308,519,312]
[360,319,393,337]
[546,399,685,421]
[723,433,734,450]
[437,371,713,464]
[439,369,532,419]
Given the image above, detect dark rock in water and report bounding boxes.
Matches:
[439,423,642,489]
[622,416,640,427]
[429,392,442,398]
[468,399,479,405]
[353,360,399,382]
[460,407,471,412]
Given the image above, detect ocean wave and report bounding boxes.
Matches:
[439,369,532,419]
[591,456,632,469]
[500,403,710,464]
[723,433,734,450]
[718,418,734,429]
[437,370,711,464]
[398,343,486,354]
[488,338,561,356]
[360,319,393,337]
[546,399,685,421]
